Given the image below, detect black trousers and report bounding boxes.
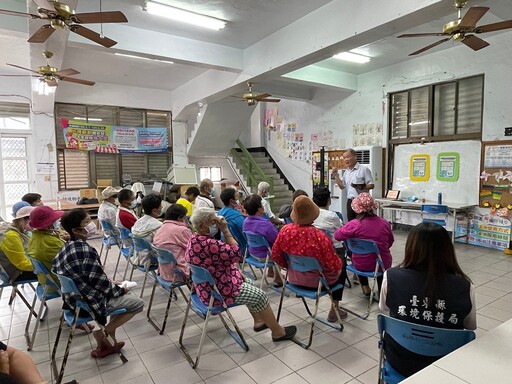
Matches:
[346,198,357,222]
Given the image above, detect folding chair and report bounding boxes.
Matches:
[118,227,135,280]
[179,265,249,368]
[25,257,61,350]
[51,274,128,384]
[0,265,38,317]
[421,204,449,227]
[131,236,158,298]
[99,220,122,272]
[241,231,281,292]
[276,253,344,349]
[377,314,475,384]
[147,244,189,334]
[343,238,385,319]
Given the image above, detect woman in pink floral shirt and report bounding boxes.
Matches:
[186,207,296,342]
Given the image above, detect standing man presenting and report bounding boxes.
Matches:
[333,148,374,221]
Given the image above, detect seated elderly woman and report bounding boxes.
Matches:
[271,196,347,321]
[334,192,394,296]
[186,207,296,341]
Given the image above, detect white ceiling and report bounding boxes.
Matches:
[1,0,512,109]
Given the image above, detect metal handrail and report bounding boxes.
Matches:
[225,156,251,197]
[231,139,274,194]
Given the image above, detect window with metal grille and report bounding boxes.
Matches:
[54,103,172,190]
[389,74,483,143]
[199,167,222,182]
[57,149,90,190]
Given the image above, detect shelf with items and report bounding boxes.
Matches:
[312,149,347,188]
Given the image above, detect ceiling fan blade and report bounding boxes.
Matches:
[261,98,280,103]
[46,78,58,87]
[0,9,41,19]
[477,20,512,33]
[409,37,452,56]
[33,0,56,11]
[74,11,128,24]
[6,63,40,74]
[398,33,448,38]
[60,76,95,86]
[70,25,117,48]
[55,68,80,77]
[27,25,55,43]
[0,74,36,77]
[253,93,272,100]
[459,6,489,29]
[461,35,489,51]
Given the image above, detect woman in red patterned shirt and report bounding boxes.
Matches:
[272,195,347,321]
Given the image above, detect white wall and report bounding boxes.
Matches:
[260,31,512,194]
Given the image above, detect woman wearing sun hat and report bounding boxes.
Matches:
[0,204,37,282]
[27,206,65,290]
[271,195,348,321]
[334,192,394,296]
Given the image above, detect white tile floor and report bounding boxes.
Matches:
[2,230,512,384]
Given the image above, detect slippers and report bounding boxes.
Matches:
[272,325,297,342]
[90,341,125,359]
[76,323,95,333]
[272,282,284,288]
[253,323,268,332]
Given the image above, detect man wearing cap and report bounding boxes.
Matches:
[257,181,283,227]
[271,196,347,321]
[0,203,36,282]
[27,206,65,289]
[98,186,122,236]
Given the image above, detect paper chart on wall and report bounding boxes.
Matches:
[352,123,382,147]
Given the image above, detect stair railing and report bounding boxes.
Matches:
[230,139,274,195]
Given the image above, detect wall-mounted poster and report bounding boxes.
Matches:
[61,119,168,153]
[437,152,460,181]
[410,154,430,182]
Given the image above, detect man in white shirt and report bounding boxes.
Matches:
[333,148,374,221]
[257,181,283,227]
[194,178,215,210]
[98,186,122,236]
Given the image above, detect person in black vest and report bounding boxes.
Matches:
[379,222,476,378]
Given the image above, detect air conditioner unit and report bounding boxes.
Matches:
[353,146,383,198]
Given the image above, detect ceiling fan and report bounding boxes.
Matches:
[0,0,127,48]
[398,0,512,56]
[1,50,95,87]
[232,82,281,106]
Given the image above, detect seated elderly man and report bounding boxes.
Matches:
[218,187,247,254]
[271,196,348,321]
[257,181,283,227]
[52,208,144,359]
[186,207,296,341]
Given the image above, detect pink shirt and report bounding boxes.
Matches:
[153,220,192,281]
[185,234,244,306]
[334,216,394,271]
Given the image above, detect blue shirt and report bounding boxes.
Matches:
[218,206,247,254]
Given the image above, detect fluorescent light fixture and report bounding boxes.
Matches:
[115,53,174,64]
[73,117,103,122]
[143,1,226,30]
[333,51,371,64]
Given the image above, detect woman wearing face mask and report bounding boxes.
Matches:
[0,203,37,282]
[186,208,297,342]
[115,188,138,231]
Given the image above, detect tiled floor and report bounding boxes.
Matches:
[2,230,512,384]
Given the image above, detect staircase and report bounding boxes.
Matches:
[229,144,293,211]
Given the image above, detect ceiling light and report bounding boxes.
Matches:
[333,51,371,64]
[35,79,54,96]
[143,1,227,30]
[115,53,174,64]
[73,117,103,122]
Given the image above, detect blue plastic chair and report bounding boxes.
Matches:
[377,314,476,384]
[421,204,449,227]
[131,236,158,298]
[179,264,249,368]
[276,253,344,349]
[241,231,279,291]
[25,257,61,350]
[147,244,189,334]
[0,264,38,317]
[99,220,122,275]
[51,274,127,384]
[117,227,135,280]
[344,238,385,319]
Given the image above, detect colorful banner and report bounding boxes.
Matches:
[457,212,511,250]
[61,119,168,153]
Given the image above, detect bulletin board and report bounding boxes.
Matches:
[479,141,512,208]
[393,141,481,204]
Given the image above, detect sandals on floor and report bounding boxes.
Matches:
[253,323,269,332]
[272,325,297,342]
[90,341,125,359]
